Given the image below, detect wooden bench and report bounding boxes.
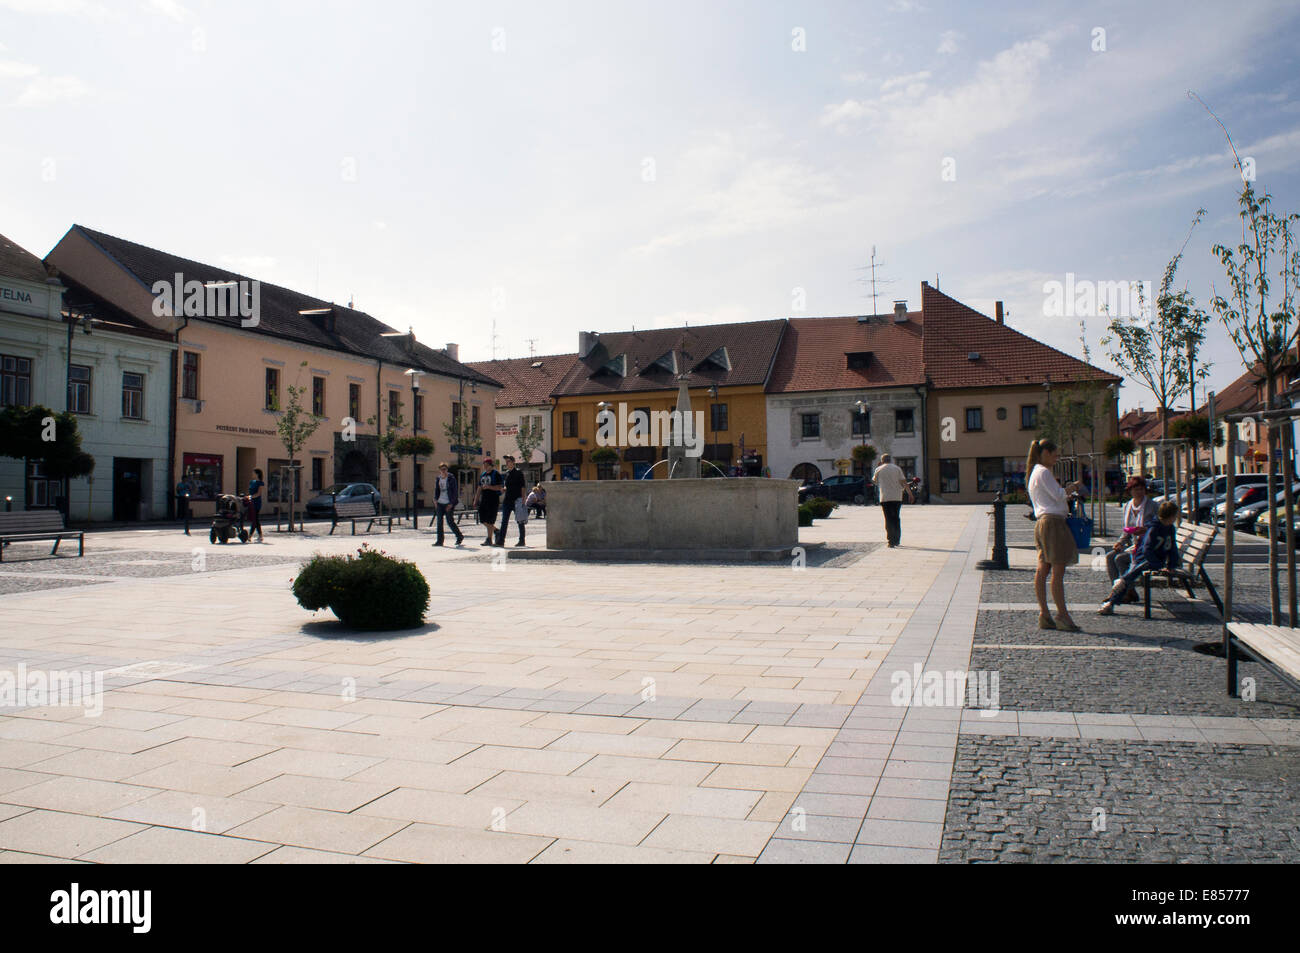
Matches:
[1226,622,1300,697]
[1142,522,1221,619]
[328,500,389,535]
[0,510,85,562]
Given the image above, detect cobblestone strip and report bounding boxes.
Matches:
[756,509,987,864]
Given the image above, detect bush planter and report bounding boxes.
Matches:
[293,544,430,630]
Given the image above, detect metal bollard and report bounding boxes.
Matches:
[976,491,1010,570]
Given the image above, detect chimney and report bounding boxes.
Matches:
[995,301,1004,324]
[445,342,459,362]
[893,300,908,323]
[579,330,599,358]
[405,327,416,355]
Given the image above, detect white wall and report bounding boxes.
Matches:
[766,389,924,483]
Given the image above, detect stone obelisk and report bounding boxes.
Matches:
[667,363,700,479]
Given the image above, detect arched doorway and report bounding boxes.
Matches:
[790,463,822,484]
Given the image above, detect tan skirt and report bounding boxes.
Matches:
[1035,515,1079,566]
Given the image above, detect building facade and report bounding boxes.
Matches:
[466,353,581,487]
[45,225,500,519]
[1,233,175,521]
[765,310,925,485]
[548,322,786,481]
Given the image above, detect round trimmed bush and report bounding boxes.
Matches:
[797,503,815,526]
[806,497,836,519]
[293,546,430,630]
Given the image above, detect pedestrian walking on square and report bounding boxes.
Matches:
[496,454,527,547]
[872,453,911,547]
[432,462,464,547]
[1027,439,1083,631]
[247,468,265,543]
[1107,475,1157,599]
[474,457,503,546]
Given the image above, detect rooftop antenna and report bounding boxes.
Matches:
[525,337,538,358]
[856,245,897,316]
[490,319,498,361]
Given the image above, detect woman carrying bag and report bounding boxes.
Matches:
[1027,438,1084,632]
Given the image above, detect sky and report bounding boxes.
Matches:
[2,0,1298,409]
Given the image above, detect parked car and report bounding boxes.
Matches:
[1157,474,1269,520]
[799,474,871,504]
[1219,482,1300,533]
[304,482,381,517]
[1255,499,1300,544]
[1208,483,1270,520]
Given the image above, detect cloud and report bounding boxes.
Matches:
[819,98,875,128]
[0,59,40,78]
[937,30,960,55]
[880,70,932,95]
[143,0,189,21]
[841,71,868,85]
[0,0,114,19]
[14,74,92,106]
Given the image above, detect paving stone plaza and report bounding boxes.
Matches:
[0,504,1295,864]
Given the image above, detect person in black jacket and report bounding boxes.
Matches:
[496,454,528,547]
[474,457,503,546]
[432,462,464,547]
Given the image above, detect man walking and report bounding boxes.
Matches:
[474,456,503,546]
[872,453,911,548]
[496,454,528,547]
[432,462,464,547]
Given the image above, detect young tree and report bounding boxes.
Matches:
[1194,92,1300,622]
[0,405,95,512]
[1102,210,1213,441]
[273,363,323,532]
[515,417,544,468]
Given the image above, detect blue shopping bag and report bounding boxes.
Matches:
[1066,515,1092,550]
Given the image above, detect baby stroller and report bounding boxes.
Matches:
[210,494,251,544]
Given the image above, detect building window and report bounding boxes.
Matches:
[122,372,144,420]
[965,407,984,432]
[1020,404,1038,430]
[68,365,91,414]
[563,411,578,438]
[311,457,324,491]
[471,405,480,436]
[895,408,914,434]
[389,468,399,492]
[940,458,959,494]
[413,394,424,431]
[852,409,870,436]
[312,376,325,417]
[896,457,917,479]
[388,390,401,426]
[976,457,1003,493]
[2,354,32,407]
[414,462,424,491]
[266,458,301,504]
[451,401,462,430]
[26,459,60,508]
[349,382,360,421]
[181,352,199,400]
[711,403,728,432]
[265,367,280,410]
[801,413,820,439]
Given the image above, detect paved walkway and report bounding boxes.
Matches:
[0,503,980,863]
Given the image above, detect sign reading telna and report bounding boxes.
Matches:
[0,282,50,317]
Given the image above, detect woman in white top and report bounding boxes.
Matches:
[1027,438,1084,631]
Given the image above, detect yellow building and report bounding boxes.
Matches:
[549,322,787,480]
[46,225,500,518]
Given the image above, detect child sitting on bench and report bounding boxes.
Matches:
[1098,500,1180,616]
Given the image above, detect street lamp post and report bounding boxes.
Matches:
[707,384,719,473]
[406,369,422,528]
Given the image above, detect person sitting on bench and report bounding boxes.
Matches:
[1098,500,1179,615]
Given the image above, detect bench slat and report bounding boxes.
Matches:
[1228,623,1300,676]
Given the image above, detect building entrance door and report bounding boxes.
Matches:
[236,446,257,497]
[112,457,143,521]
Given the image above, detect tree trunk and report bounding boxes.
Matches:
[1266,373,1280,624]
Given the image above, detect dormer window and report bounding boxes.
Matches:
[641,351,677,375]
[694,346,731,373]
[846,351,873,370]
[591,353,626,378]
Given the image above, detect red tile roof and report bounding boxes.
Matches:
[766,314,925,393]
[551,319,788,397]
[466,353,581,408]
[920,282,1119,389]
